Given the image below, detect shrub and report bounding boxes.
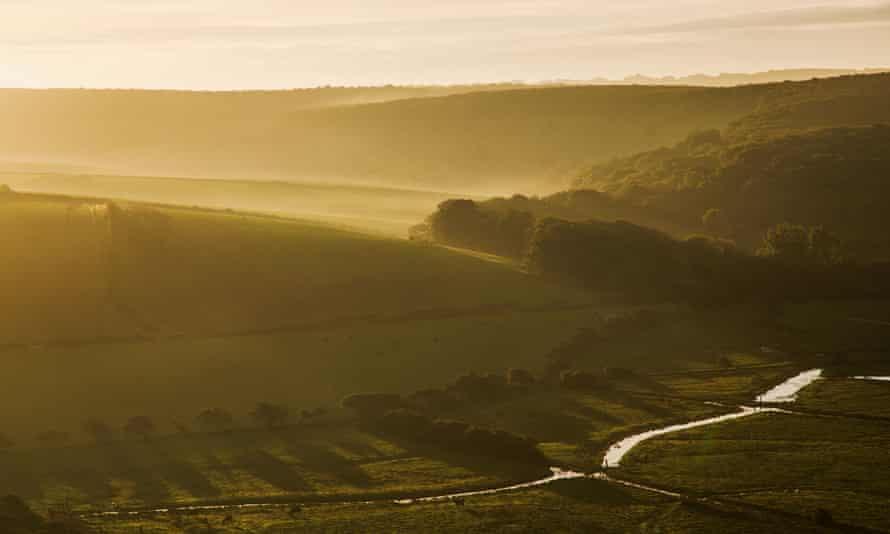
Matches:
[507,368,536,386]
[342,393,404,417]
[560,370,606,391]
[251,403,290,429]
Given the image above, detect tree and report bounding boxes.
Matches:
[758,223,810,264]
[124,416,155,440]
[702,208,730,236]
[507,368,536,386]
[195,408,234,433]
[82,418,113,444]
[251,402,289,429]
[813,508,833,526]
[35,431,70,446]
[808,226,844,265]
[341,393,404,417]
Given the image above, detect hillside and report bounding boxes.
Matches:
[0,191,599,438]
[0,172,463,236]
[575,125,890,259]
[6,74,889,193]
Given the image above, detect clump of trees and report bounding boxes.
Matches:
[196,408,235,433]
[250,402,290,429]
[377,409,545,464]
[758,223,845,265]
[82,418,113,444]
[341,393,405,417]
[560,370,608,391]
[124,416,155,440]
[426,199,535,258]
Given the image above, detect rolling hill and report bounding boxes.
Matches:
[0,191,599,439]
[7,74,889,193]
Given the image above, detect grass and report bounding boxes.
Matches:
[2,171,465,236]
[3,422,542,512]
[0,192,605,438]
[797,378,890,418]
[617,409,890,532]
[83,477,836,533]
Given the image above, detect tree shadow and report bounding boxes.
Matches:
[548,478,640,505]
[284,441,374,489]
[235,450,311,493]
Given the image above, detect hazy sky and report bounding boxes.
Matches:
[2,0,889,89]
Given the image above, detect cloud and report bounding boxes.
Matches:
[619,2,890,35]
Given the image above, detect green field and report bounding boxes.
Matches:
[616,382,890,532]
[0,192,606,438]
[83,478,836,534]
[0,172,462,236]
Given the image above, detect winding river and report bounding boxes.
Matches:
[92,367,878,516]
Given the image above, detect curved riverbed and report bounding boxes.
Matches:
[602,368,821,468]
[85,368,828,517]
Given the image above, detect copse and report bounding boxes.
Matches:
[251,402,290,429]
[377,410,544,464]
[427,199,535,258]
[758,223,845,266]
[124,416,155,440]
[82,418,113,444]
[341,393,404,417]
[196,408,235,433]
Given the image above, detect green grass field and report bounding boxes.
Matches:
[617,394,890,532]
[1,171,463,236]
[0,192,606,439]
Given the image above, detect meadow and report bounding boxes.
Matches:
[0,192,606,439]
[616,381,890,532]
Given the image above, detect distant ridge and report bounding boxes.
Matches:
[554,68,890,87]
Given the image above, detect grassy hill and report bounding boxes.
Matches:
[574,125,890,259]
[0,191,601,439]
[0,172,463,237]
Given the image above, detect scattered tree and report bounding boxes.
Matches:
[341,393,404,417]
[251,402,289,429]
[195,408,234,433]
[82,418,113,444]
[124,416,155,440]
[35,431,70,446]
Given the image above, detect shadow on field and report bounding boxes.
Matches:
[548,478,640,505]
[284,440,374,488]
[235,450,312,493]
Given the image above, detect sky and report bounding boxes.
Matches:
[1,0,889,89]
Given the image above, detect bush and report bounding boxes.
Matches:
[341,393,404,417]
[251,402,290,429]
[507,368,536,386]
[449,373,508,401]
[196,408,234,432]
[560,370,606,391]
[409,389,462,412]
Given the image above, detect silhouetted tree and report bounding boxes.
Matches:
[35,431,70,446]
[808,226,845,265]
[507,368,536,386]
[196,408,234,433]
[251,402,289,429]
[341,393,404,417]
[124,416,155,440]
[82,418,113,444]
[702,208,730,236]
